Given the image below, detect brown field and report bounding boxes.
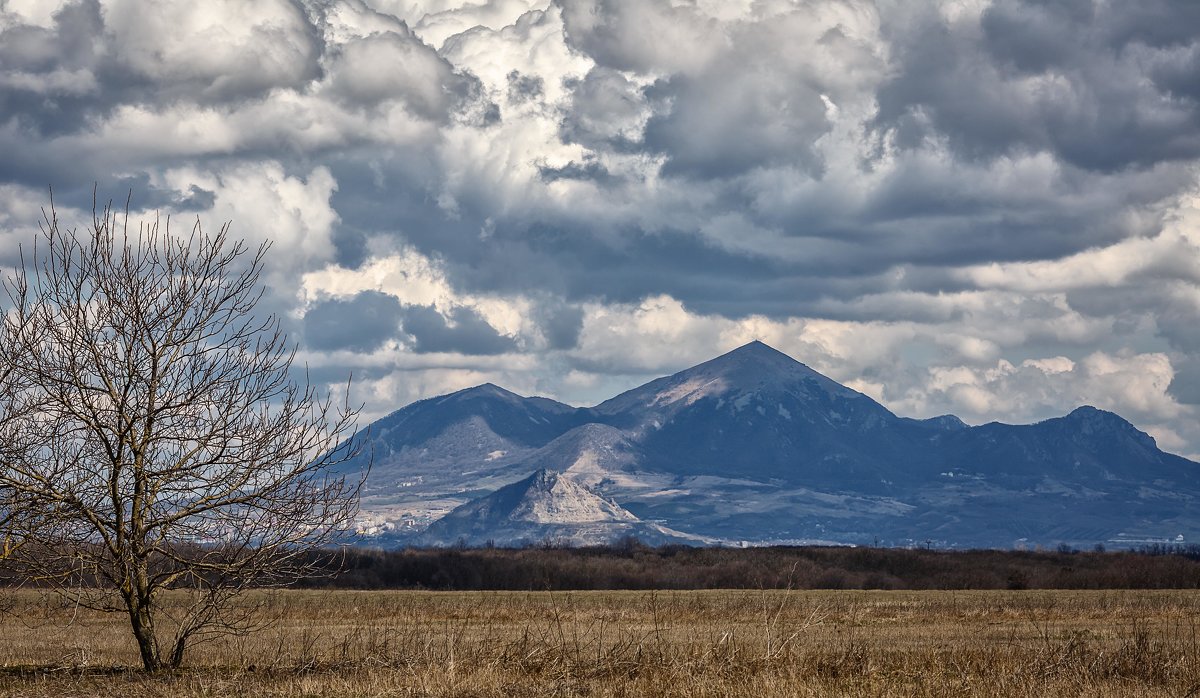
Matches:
[0,588,1197,697]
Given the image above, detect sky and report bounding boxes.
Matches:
[1,0,1199,458]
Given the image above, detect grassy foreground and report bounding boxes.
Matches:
[0,588,1197,697]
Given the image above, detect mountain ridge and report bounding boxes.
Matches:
[346,341,1199,548]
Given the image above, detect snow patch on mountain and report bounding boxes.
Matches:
[652,376,729,407]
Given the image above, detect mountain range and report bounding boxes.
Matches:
[342,341,1199,548]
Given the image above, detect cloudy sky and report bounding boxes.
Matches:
[2,0,1199,457]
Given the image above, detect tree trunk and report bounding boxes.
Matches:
[169,633,188,669]
[127,595,162,671]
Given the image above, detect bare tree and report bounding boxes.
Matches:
[0,279,44,560]
[0,248,72,567]
[0,194,363,671]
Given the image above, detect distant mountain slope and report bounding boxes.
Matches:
[348,383,579,462]
[338,383,584,498]
[348,341,1200,548]
[515,423,642,487]
[416,470,702,547]
[934,406,1198,483]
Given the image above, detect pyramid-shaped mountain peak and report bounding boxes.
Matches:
[695,340,797,373]
[464,468,636,525]
[592,340,880,420]
[717,339,797,362]
[521,467,566,495]
[729,339,784,355]
[681,340,860,398]
[447,382,520,400]
[415,468,703,546]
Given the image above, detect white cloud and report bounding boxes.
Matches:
[300,246,535,348]
[159,162,340,273]
[1,0,65,28]
[101,0,321,100]
[891,351,1188,427]
[409,0,545,49]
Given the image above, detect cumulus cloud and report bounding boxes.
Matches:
[159,162,341,273]
[885,351,1188,455]
[1,0,1199,456]
[102,0,323,103]
[325,28,489,123]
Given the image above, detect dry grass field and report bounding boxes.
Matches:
[0,588,1197,697]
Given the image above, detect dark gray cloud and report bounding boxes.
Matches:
[303,290,404,352]
[0,0,107,138]
[0,0,491,198]
[1101,1,1200,51]
[533,300,584,350]
[559,66,648,152]
[109,176,216,212]
[642,72,830,179]
[0,0,326,142]
[400,304,516,355]
[423,220,786,313]
[876,0,1200,172]
[1169,356,1200,406]
[557,0,707,74]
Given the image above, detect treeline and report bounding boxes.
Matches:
[301,544,1200,591]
